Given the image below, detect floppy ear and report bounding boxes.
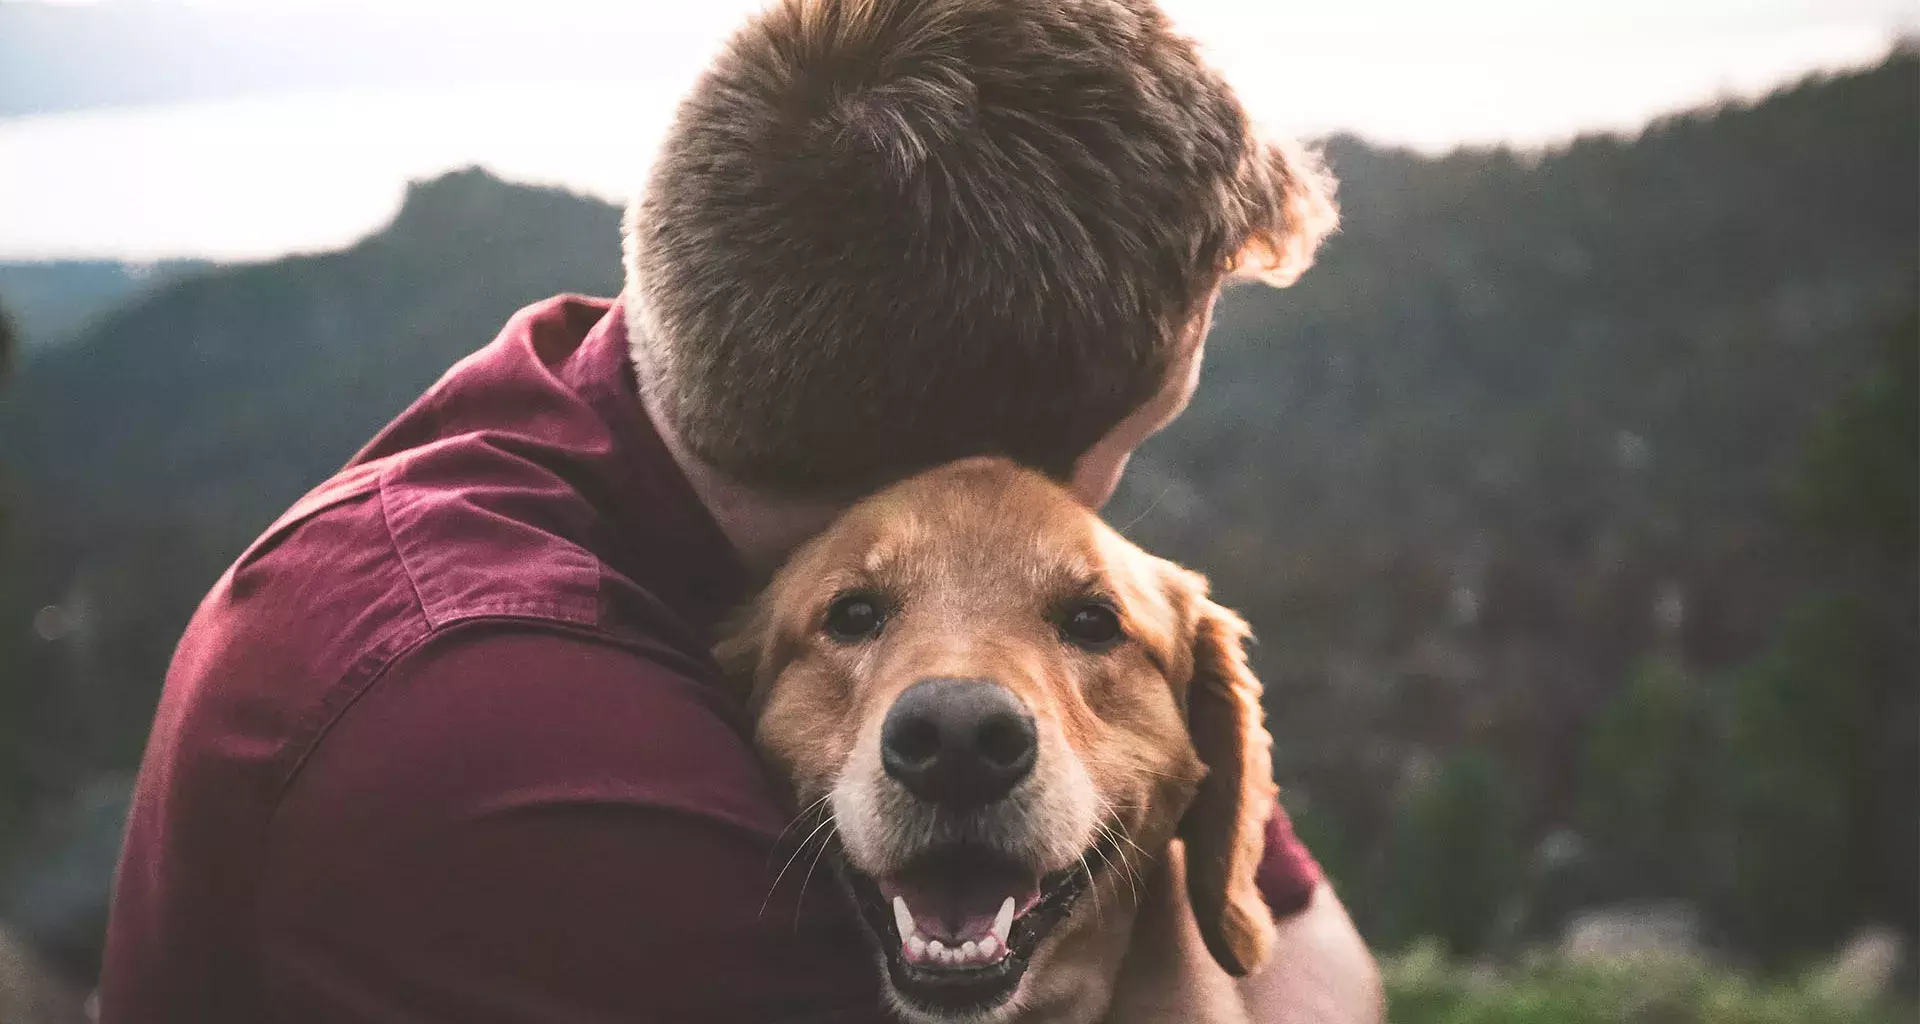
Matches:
[1178,595,1280,977]
[713,597,778,710]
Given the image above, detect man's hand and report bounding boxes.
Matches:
[1106,845,1382,1024]
[1237,883,1384,1024]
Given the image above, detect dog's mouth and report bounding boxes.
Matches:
[840,843,1100,1016]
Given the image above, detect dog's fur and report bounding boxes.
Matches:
[722,458,1278,1023]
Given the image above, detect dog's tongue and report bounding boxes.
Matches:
[878,858,1041,942]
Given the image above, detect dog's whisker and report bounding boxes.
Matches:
[1094,800,1152,863]
[761,809,839,919]
[1100,826,1140,889]
[1076,850,1105,930]
[768,793,834,856]
[1105,826,1144,864]
[1117,485,1174,535]
[792,817,839,931]
[1080,755,1189,783]
[1093,818,1145,901]
[1109,830,1149,867]
[1088,832,1137,905]
[1088,796,1150,906]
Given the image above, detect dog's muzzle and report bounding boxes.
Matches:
[832,678,1104,1018]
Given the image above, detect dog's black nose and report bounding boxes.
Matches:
[881,678,1037,808]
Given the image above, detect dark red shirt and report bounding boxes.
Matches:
[99,296,1320,1023]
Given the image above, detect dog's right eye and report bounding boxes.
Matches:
[823,594,886,643]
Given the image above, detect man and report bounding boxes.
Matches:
[100,0,1378,1021]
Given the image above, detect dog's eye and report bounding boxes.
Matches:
[1059,601,1124,650]
[824,594,886,643]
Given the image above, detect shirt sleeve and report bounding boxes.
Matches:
[256,625,891,1024]
[1256,801,1324,919]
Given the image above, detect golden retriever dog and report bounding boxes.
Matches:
[721,457,1280,1023]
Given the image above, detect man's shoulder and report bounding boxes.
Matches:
[252,623,886,1024]
[373,441,607,633]
[204,466,756,816]
[190,447,605,678]
[278,624,790,846]
[214,431,649,654]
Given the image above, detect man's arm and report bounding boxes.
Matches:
[1242,802,1384,1024]
[1106,839,1380,1024]
[1238,883,1384,1024]
[255,626,890,1023]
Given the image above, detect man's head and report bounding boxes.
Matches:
[626,0,1336,502]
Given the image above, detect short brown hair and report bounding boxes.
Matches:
[625,0,1336,494]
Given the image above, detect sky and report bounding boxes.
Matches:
[0,0,1910,261]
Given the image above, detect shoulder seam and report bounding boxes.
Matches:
[376,461,434,627]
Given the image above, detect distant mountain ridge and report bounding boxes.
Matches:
[6,168,621,545]
[0,261,210,352]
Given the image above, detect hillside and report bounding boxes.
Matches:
[1,55,1914,979]
[0,261,209,352]
[7,169,622,544]
[1114,55,1915,785]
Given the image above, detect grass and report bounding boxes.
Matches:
[1383,942,1914,1024]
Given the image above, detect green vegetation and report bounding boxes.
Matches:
[1575,657,1712,902]
[1379,750,1523,956]
[1385,943,1912,1024]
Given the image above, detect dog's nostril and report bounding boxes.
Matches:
[976,714,1031,768]
[890,717,941,766]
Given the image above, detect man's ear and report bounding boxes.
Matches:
[1179,593,1280,977]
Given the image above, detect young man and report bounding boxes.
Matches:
[100,1,1377,1021]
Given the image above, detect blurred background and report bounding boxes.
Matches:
[0,1,1915,1020]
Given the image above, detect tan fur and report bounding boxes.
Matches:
[1178,599,1280,974]
[723,458,1280,1023]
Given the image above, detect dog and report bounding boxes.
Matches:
[721,457,1281,1023]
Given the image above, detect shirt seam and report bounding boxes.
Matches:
[376,461,434,629]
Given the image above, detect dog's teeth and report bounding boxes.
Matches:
[908,935,927,959]
[978,934,999,958]
[992,896,1016,944]
[927,939,945,956]
[960,940,978,959]
[892,896,914,942]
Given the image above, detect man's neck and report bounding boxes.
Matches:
[634,372,845,580]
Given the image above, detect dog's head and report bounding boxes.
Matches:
[722,458,1277,1022]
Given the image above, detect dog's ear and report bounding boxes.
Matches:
[1178,592,1279,977]
[713,598,777,709]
